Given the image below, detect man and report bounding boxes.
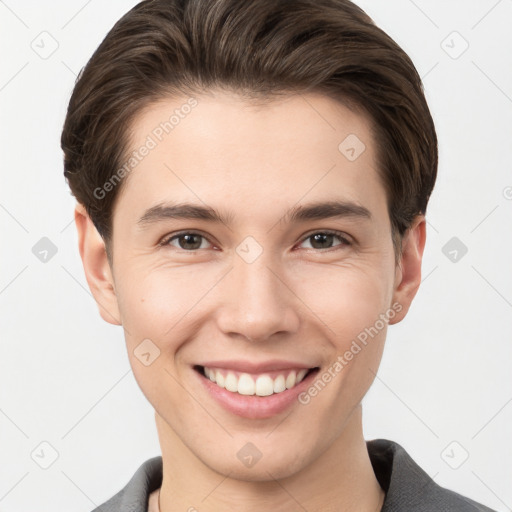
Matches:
[61,0,496,510]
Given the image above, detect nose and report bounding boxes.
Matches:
[216,247,300,343]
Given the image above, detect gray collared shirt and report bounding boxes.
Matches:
[91,439,496,511]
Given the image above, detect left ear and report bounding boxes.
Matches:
[389,214,426,325]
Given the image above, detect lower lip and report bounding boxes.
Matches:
[194,367,320,419]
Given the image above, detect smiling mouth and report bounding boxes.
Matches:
[194,365,320,397]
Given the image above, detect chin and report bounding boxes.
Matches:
[199,443,312,483]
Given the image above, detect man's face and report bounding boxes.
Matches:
[79,90,423,481]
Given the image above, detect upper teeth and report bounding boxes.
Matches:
[204,367,309,396]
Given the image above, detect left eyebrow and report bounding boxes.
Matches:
[282,200,372,224]
[136,199,372,228]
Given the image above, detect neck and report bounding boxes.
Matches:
[155,406,384,512]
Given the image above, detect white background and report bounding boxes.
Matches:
[1,1,511,511]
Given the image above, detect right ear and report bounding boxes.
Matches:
[74,203,122,326]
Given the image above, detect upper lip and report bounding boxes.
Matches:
[196,360,318,373]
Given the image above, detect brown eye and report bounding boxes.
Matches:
[161,232,211,251]
[299,231,351,250]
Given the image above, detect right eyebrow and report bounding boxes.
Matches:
[137,202,234,227]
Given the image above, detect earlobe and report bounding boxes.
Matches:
[74,203,122,326]
[389,215,426,325]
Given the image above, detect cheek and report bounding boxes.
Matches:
[115,267,192,406]
[292,259,394,343]
[115,263,211,342]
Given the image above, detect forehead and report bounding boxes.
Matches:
[114,90,386,228]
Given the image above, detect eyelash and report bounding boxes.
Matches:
[159,230,352,252]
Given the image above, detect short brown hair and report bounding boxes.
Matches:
[61,0,437,263]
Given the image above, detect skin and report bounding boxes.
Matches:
[75,90,426,511]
